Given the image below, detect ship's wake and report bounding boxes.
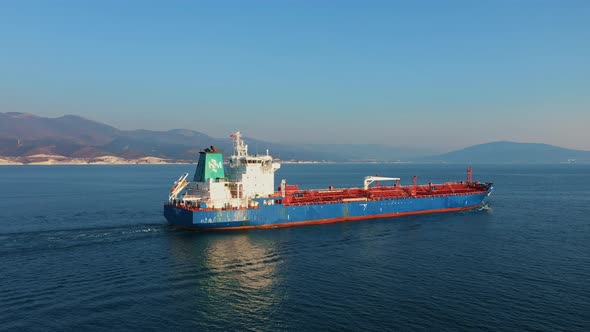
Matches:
[478,202,492,211]
[0,223,167,256]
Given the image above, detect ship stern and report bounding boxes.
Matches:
[164,204,195,228]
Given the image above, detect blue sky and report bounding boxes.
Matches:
[1,0,589,151]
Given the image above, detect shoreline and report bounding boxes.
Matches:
[0,155,192,166]
[0,156,413,166]
[0,154,413,165]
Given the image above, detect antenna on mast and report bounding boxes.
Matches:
[230,131,248,157]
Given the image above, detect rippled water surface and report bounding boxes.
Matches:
[1,164,589,331]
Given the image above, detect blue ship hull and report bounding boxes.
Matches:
[164,190,491,230]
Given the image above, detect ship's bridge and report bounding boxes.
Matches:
[168,131,281,209]
[226,131,280,198]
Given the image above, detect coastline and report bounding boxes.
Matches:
[0,154,191,165]
[0,154,414,166]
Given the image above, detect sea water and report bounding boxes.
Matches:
[1,164,589,331]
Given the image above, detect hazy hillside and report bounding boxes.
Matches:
[0,112,119,145]
[4,112,586,163]
[0,112,427,161]
[424,141,590,163]
[0,112,220,160]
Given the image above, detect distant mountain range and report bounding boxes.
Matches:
[0,112,432,162]
[422,141,590,164]
[1,112,589,164]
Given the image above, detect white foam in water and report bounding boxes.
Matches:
[478,202,492,211]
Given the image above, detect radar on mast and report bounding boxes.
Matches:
[230,131,248,157]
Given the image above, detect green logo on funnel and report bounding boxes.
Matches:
[194,152,225,182]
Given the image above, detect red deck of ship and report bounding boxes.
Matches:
[281,182,490,206]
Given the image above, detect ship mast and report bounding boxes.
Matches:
[230,131,248,157]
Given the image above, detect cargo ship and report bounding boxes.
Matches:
[164,132,493,230]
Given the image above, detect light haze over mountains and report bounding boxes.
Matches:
[1,112,589,163]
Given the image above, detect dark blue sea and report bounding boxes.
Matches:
[1,164,589,331]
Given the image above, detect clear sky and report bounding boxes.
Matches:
[1,0,589,151]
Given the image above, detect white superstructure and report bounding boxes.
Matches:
[169,131,281,209]
[226,131,281,198]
